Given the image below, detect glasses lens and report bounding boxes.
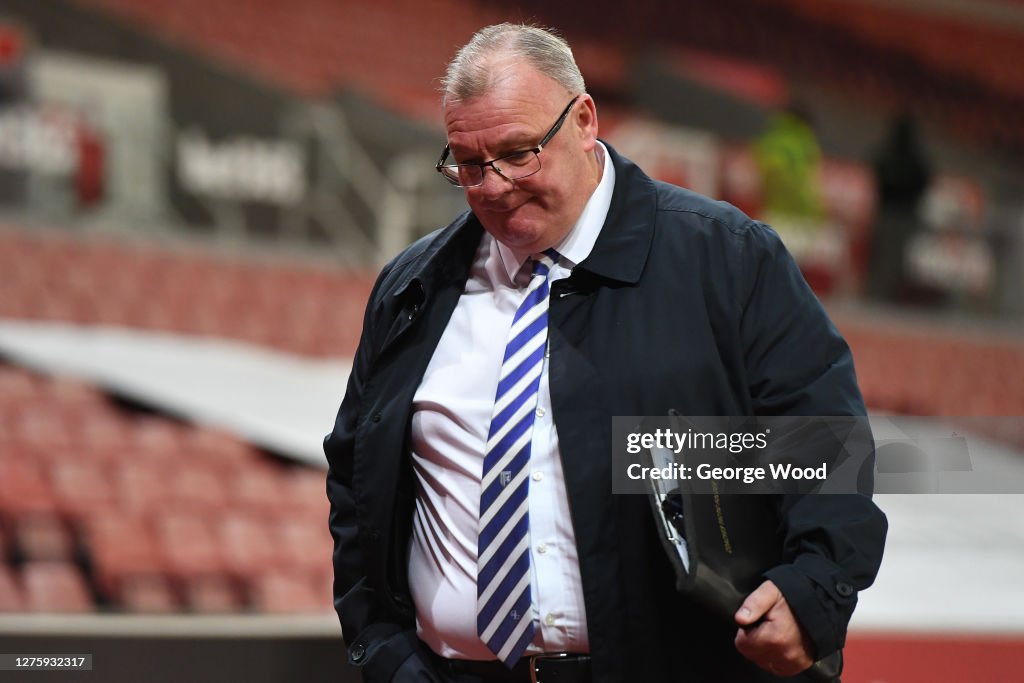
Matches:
[457,165,483,187]
[440,165,475,187]
[494,151,540,181]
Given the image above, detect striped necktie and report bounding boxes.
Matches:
[477,248,558,666]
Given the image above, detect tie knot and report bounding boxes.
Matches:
[531,248,559,277]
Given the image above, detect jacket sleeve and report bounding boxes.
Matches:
[324,263,419,682]
[736,221,888,658]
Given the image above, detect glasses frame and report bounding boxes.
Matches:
[435,95,581,187]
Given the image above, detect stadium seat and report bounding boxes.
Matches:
[248,570,329,614]
[133,416,188,459]
[286,468,330,515]
[185,428,262,471]
[183,573,244,613]
[276,516,332,574]
[21,561,94,612]
[231,466,288,515]
[0,459,59,515]
[83,515,164,598]
[0,563,24,612]
[156,513,224,577]
[9,406,78,451]
[118,573,181,613]
[9,511,76,563]
[219,512,280,577]
[50,460,117,516]
[169,467,230,512]
[114,461,169,513]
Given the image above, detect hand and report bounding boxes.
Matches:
[734,580,814,678]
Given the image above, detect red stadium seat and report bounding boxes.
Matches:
[185,428,259,472]
[156,512,224,577]
[231,466,287,515]
[248,570,329,614]
[114,461,168,513]
[219,512,280,577]
[0,364,44,400]
[21,561,94,612]
[276,516,333,574]
[49,460,117,516]
[83,515,163,598]
[0,564,24,611]
[169,467,229,512]
[132,416,188,459]
[9,511,77,563]
[0,459,59,515]
[118,573,180,613]
[9,406,78,451]
[183,574,244,613]
[285,468,330,515]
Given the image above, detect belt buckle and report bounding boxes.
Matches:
[528,652,568,683]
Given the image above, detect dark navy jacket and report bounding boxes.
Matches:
[325,143,887,682]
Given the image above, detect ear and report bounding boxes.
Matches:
[573,94,599,152]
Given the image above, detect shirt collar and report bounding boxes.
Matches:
[494,141,616,283]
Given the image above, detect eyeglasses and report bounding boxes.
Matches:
[435,96,580,188]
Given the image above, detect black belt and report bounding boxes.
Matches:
[427,650,592,683]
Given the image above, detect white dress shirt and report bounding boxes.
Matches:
[408,144,615,660]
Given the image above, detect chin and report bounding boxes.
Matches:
[487,219,548,252]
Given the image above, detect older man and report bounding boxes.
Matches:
[325,23,886,683]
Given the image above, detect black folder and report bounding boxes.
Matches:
[645,418,844,682]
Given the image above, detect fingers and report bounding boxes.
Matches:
[735,579,782,626]
[734,581,815,677]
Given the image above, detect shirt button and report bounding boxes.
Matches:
[536,543,547,554]
[544,613,556,626]
[532,471,544,482]
[535,407,546,418]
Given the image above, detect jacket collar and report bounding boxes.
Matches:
[393,140,656,298]
[576,141,657,285]
[392,212,482,302]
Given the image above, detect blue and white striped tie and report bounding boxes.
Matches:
[477,249,558,666]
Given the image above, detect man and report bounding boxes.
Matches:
[325,23,887,683]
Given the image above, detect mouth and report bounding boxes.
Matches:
[484,198,532,214]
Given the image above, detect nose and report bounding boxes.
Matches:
[476,166,514,200]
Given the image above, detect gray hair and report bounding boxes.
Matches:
[441,23,586,104]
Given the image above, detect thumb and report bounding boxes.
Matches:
[735,580,781,627]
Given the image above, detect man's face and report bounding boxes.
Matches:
[442,61,599,256]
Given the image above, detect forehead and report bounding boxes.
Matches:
[443,62,566,154]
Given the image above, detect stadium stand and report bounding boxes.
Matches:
[499,0,1024,155]
[0,352,334,615]
[65,0,508,117]
[772,0,1024,100]
[3,228,1021,423]
[0,229,372,359]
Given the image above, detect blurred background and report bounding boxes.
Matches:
[0,0,1022,681]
